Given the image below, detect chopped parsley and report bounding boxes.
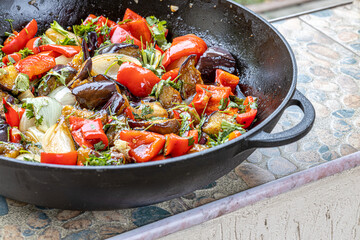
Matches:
[19,48,34,58]
[140,43,165,77]
[85,152,122,166]
[208,120,246,147]
[51,20,69,36]
[94,141,105,151]
[218,97,229,111]
[146,16,171,50]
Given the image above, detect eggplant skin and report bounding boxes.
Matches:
[179,54,203,100]
[96,43,140,59]
[0,123,10,142]
[72,81,118,110]
[202,111,234,136]
[128,119,180,135]
[196,46,237,83]
[158,85,182,109]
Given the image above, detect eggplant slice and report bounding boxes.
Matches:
[196,46,237,83]
[128,118,180,135]
[96,43,140,59]
[179,54,203,100]
[158,85,182,109]
[72,80,118,109]
[202,111,235,136]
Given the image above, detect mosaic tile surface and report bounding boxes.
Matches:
[1,3,359,240]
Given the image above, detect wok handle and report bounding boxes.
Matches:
[246,90,315,148]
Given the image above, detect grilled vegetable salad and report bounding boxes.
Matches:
[0,9,257,165]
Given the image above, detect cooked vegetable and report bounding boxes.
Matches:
[179,55,203,100]
[0,65,19,91]
[0,123,10,142]
[158,85,182,109]
[41,118,76,153]
[22,97,63,132]
[128,118,180,135]
[196,46,237,83]
[236,96,257,129]
[96,43,140,59]
[16,54,56,80]
[92,53,141,79]
[202,111,235,136]
[48,86,77,106]
[72,80,118,109]
[41,151,78,165]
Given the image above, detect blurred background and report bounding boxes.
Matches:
[235,0,352,20]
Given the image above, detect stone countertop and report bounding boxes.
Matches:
[0,3,359,240]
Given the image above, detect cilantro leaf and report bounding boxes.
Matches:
[94,141,106,151]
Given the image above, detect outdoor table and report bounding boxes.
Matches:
[0,1,359,239]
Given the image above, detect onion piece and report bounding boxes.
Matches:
[48,86,77,106]
[19,111,36,132]
[55,55,73,65]
[25,126,45,143]
[92,53,141,79]
[18,89,34,102]
[41,118,75,153]
[23,97,63,132]
[16,153,41,162]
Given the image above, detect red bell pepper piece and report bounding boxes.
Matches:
[119,130,165,163]
[161,68,179,81]
[124,106,135,121]
[9,127,22,143]
[189,85,212,115]
[228,130,242,141]
[15,53,56,80]
[39,45,81,58]
[123,8,143,21]
[41,151,78,165]
[198,84,231,115]
[150,155,169,161]
[125,18,152,44]
[69,116,109,150]
[37,50,61,58]
[117,62,161,97]
[215,69,239,93]
[2,19,38,54]
[83,14,98,25]
[96,15,117,28]
[3,98,21,127]
[162,34,207,69]
[185,130,199,144]
[3,31,18,46]
[111,26,143,49]
[25,37,42,54]
[2,53,22,65]
[164,133,194,157]
[236,96,257,129]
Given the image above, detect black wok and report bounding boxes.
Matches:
[0,0,315,210]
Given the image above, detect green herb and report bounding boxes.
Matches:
[38,69,67,91]
[146,16,171,50]
[0,49,5,60]
[5,19,14,32]
[2,102,8,113]
[117,19,132,25]
[19,48,34,58]
[51,20,69,36]
[40,34,55,45]
[7,55,16,65]
[218,97,229,111]
[23,157,38,162]
[57,36,77,46]
[94,141,105,151]
[104,55,126,76]
[4,32,15,38]
[150,77,182,99]
[97,19,112,41]
[85,152,122,166]
[208,120,246,147]
[139,105,154,118]
[73,19,97,41]
[140,43,165,77]
[179,112,193,136]
[22,99,48,127]
[187,136,195,146]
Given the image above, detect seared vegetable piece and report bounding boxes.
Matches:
[102,92,129,115]
[68,51,84,71]
[170,106,201,126]
[68,58,92,87]
[0,142,22,158]
[82,31,98,58]
[196,46,237,83]
[38,65,77,96]
[133,102,168,119]
[0,123,10,142]
[202,111,235,136]
[158,85,182,109]
[188,143,209,154]
[105,115,128,146]
[92,53,141,80]
[96,43,140,59]
[128,118,180,135]
[179,55,203,100]
[0,65,18,91]
[41,118,76,153]
[119,130,166,163]
[72,80,118,109]
[62,105,108,126]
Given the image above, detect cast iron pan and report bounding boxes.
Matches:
[0,0,315,210]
